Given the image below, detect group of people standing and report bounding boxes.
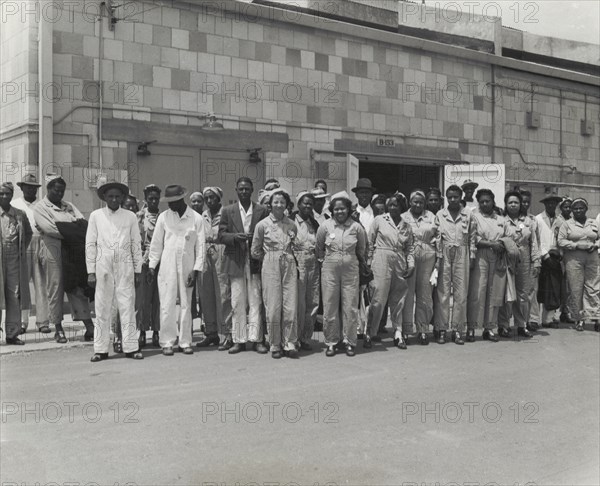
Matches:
[1,173,599,362]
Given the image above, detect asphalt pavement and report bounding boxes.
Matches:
[1,323,599,486]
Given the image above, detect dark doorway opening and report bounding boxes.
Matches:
[359,162,440,197]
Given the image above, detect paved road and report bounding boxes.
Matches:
[1,326,599,486]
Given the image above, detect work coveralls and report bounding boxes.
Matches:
[294,214,320,345]
[530,211,559,324]
[251,214,298,352]
[366,214,414,340]
[557,218,600,321]
[11,197,50,331]
[499,215,541,329]
[201,207,232,338]
[552,214,574,317]
[316,217,367,347]
[467,209,506,331]
[33,197,92,327]
[433,208,476,332]
[1,206,32,339]
[356,204,374,335]
[148,207,205,349]
[86,207,142,354]
[401,209,437,334]
[137,208,161,332]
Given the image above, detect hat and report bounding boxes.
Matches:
[264,181,280,191]
[203,186,223,200]
[97,181,129,201]
[161,184,188,203]
[461,179,479,190]
[330,190,352,202]
[296,190,315,205]
[311,187,330,199]
[0,182,14,193]
[17,173,41,188]
[540,191,562,203]
[351,178,376,193]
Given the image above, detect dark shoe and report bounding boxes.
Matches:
[560,312,575,324]
[437,330,446,345]
[253,342,269,354]
[138,332,146,348]
[528,322,539,331]
[84,330,94,342]
[575,321,584,332]
[419,333,429,345]
[196,335,220,348]
[402,333,410,345]
[517,327,533,338]
[325,345,336,357]
[152,331,160,347]
[363,335,372,349]
[271,350,282,359]
[453,331,465,345]
[55,331,67,344]
[6,337,25,345]
[125,351,144,359]
[345,344,356,357]
[39,325,51,334]
[228,343,246,354]
[162,346,174,356]
[113,338,123,354]
[218,338,234,351]
[482,330,498,342]
[90,353,109,362]
[285,348,299,359]
[20,326,27,335]
[180,346,194,355]
[497,327,512,338]
[394,336,407,350]
[466,329,476,342]
[299,341,312,351]
[371,335,382,343]
[334,341,345,351]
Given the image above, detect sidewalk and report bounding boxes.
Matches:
[0,318,92,355]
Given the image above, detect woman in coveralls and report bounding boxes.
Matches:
[366,194,415,350]
[498,191,541,338]
[316,191,368,357]
[401,190,437,345]
[251,189,299,359]
[557,198,600,332]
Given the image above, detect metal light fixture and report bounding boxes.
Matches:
[137,140,156,156]
[201,114,224,131]
[248,148,262,163]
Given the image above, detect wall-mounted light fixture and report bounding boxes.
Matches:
[137,140,156,156]
[248,148,262,163]
[201,114,224,131]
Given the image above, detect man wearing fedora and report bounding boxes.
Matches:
[461,179,478,211]
[531,191,564,328]
[1,182,33,345]
[86,181,143,361]
[148,184,206,356]
[11,174,50,335]
[352,178,377,233]
[218,177,269,354]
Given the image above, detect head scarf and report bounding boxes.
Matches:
[0,182,14,194]
[571,198,588,210]
[558,197,573,210]
[190,191,204,201]
[371,193,386,204]
[202,186,223,201]
[258,189,273,205]
[264,181,280,191]
[409,190,426,202]
[296,190,315,206]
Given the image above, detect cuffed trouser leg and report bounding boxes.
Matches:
[340,259,359,347]
[321,259,341,347]
[231,261,263,344]
[403,249,435,334]
[2,245,22,340]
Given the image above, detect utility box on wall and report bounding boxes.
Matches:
[580,119,594,136]
[526,111,540,129]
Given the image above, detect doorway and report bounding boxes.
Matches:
[359,161,440,197]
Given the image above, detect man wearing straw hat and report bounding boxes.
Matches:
[148,184,206,356]
[11,173,50,335]
[86,181,143,361]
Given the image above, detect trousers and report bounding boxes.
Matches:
[230,260,263,344]
[434,245,469,332]
[201,246,232,336]
[563,250,600,321]
[402,245,436,333]
[467,248,502,330]
[20,235,49,330]
[296,251,319,343]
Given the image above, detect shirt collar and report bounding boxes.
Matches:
[356,205,373,214]
[441,207,468,222]
[239,202,253,215]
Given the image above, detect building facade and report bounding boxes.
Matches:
[1,0,599,215]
